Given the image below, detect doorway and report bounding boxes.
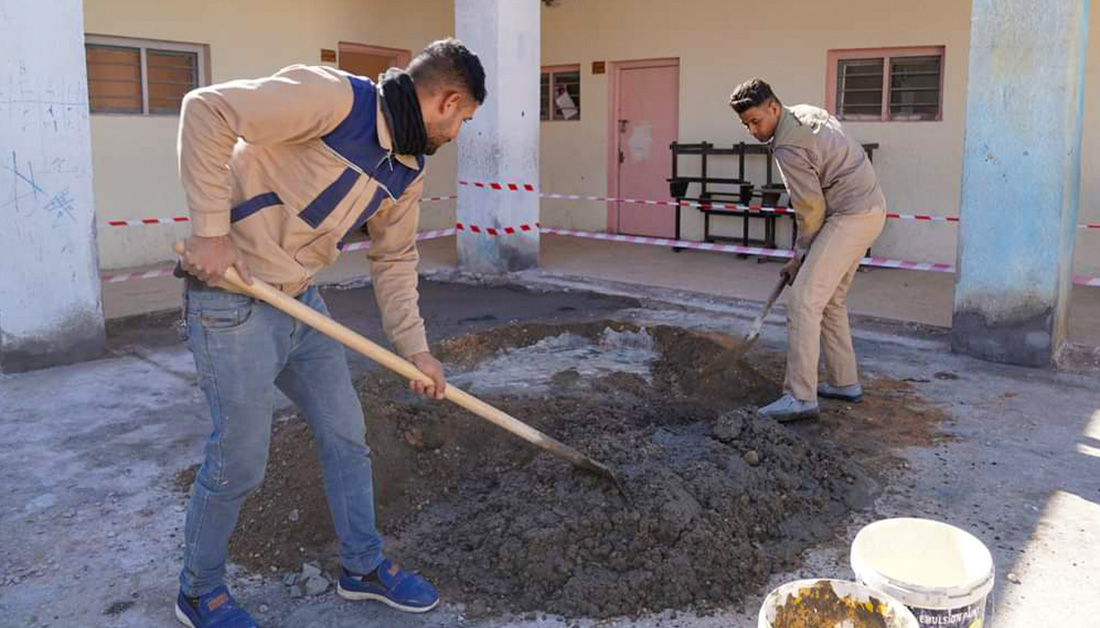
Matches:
[607,59,680,237]
[338,42,411,80]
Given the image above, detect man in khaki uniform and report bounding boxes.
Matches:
[729,79,886,422]
[174,39,485,628]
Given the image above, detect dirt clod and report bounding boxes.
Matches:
[712,413,745,443]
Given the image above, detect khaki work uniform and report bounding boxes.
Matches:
[180,64,429,357]
[772,105,886,401]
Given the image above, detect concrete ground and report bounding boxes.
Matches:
[4,236,1099,627]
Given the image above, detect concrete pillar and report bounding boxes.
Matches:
[455,0,540,274]
[0,0,105,372]
[953,0,1090,367]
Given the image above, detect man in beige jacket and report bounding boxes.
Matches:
[174,39,485,628]
[729,79,886,422]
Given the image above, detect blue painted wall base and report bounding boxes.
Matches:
[952,0,1090,367]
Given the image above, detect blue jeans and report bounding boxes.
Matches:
[179,284,383,597]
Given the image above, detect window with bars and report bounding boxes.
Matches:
[829,47,944,121]
[85,35,207,115]
[541,66,581,121]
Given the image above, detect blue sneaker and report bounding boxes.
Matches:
[175,585,259,628]
[336,559,440,613]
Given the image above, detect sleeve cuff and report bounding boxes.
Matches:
[394,331,430,358]
[191,210,231,237]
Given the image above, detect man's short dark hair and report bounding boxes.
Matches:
[409,38,487,105]
[729,78,780,113]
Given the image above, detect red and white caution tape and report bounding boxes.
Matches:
[103,186,1100,231]
[458,180,536,192]
[546,194,969,223]
[539,227,958,273]
[103,197,457,228]
[100,229,458,282]
[101,266,178,283]
[541,227,1100,284]
[106,216,191,227]
[541,192,794,214]
[98,223,1100,286]
[455,221,540,236]
[339,228,457,252]
[541,227,795,259]
[886,212,958,223]
[480,183,961,222]
[469,181,1100,229]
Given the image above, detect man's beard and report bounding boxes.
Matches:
[424,130,448,155]
[424,118,458,155]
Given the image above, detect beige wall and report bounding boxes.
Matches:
[540,0,1100,275]
[86,0,455,269]
[87,0,1099,275]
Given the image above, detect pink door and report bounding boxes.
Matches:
[612,61,679,237]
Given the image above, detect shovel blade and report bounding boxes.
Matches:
[577,457,628,498]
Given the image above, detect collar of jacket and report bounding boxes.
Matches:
[769,107,799,147]
[374,85,422,172]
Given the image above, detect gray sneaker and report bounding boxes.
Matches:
[818,383,863,403]
[758,394,819,422]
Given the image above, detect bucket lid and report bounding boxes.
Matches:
[851,518,995,609]
[758,578,920,628]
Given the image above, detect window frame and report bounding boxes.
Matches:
[541,64,581,122]
[85,34,209,116]
[826,46,945,122]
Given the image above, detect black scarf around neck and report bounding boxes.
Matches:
[379,68,428,156]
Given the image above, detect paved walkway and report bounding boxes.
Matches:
[101,234,1100,347]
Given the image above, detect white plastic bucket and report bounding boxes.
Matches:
[851,518,994,628]
[758,578,920,628]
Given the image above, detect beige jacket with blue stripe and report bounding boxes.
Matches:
[178,64,429,357]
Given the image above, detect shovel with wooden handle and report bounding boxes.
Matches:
[738,275,789,355]
[174,243,624,495]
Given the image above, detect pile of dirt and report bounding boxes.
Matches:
[389,403,874,619]
[174,322,944,619]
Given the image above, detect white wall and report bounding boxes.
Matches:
[1,0,104,371]
[456,0,541,273]
[85,0,455,269]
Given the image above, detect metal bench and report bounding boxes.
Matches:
[668,141,878,253]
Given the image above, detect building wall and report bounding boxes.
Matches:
[539,0,1100,276]
[85,0,455,269]
[1,0,105,372]
[86,0,1100,275]
[1081,4,1099,276]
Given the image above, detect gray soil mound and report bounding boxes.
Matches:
[391,401,872,619]
[386,324,877,618]
[179,323,878,619]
